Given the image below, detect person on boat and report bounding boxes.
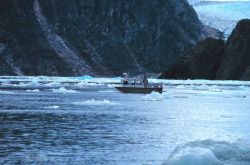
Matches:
[123,80,129,85]
[143,73,148,88]
[122,72,129,85]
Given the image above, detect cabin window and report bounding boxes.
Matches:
[123,80,129,85]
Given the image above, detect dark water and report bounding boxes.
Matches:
[0,83,250,165]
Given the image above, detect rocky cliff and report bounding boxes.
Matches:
[0,0,217,76]
[160,19,250,80]
[159,38,224,80]
[216,19,250,80]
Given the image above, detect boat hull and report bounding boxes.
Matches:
[115,86,162,94]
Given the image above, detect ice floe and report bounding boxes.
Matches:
[0,90,15,94]
[164,147,222,165]
[107,84,115,88]
[26,89,40,92]
[142,92,168,101]
[51,87,80,93]
[98,90,114,93]
[163,140,250,165]
[1,76,250,89]
[78,75,93,80]
[74,99,120,106]
[44,105,60,109]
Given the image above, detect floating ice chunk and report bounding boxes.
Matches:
[2,76,250,88]
[143,92,165,101]
[26,81,41,87]
[164,147,222,165]
[107,84,115,88]
[208,85,223,92]
[78,75,93,80]
[175,85,186,89]
[51,87,80,93]
[76,81,102,87]
[164,140,250,165]
[89,77,121,84]
[0,90,15,94]
[0,81,11,86]
[74,99,120,106]
[44,105,60,109]
[98,90,114,93]
[44,81,62,87]
[26,89,40,92]
[239,85,245,89]
[191,84,209,91]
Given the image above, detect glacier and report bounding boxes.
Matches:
[189,0,250,38]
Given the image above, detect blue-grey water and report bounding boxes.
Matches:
[0,77,250,165]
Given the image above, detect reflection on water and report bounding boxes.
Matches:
[0,84,250,164]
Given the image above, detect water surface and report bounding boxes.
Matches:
[0,77,250,164]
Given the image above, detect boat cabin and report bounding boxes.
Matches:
[116,77,163,93]
[122,78,143,86]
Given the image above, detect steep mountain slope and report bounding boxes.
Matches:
[159,38,224,80]
[216,19,250,80]
[0,0,217,76]
[160,19,250,80]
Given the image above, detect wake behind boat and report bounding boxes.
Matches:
[115,74,163,94]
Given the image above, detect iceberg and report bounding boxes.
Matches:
[163,147,222,165]
[163,140,250,165]
[1,76,250,89]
